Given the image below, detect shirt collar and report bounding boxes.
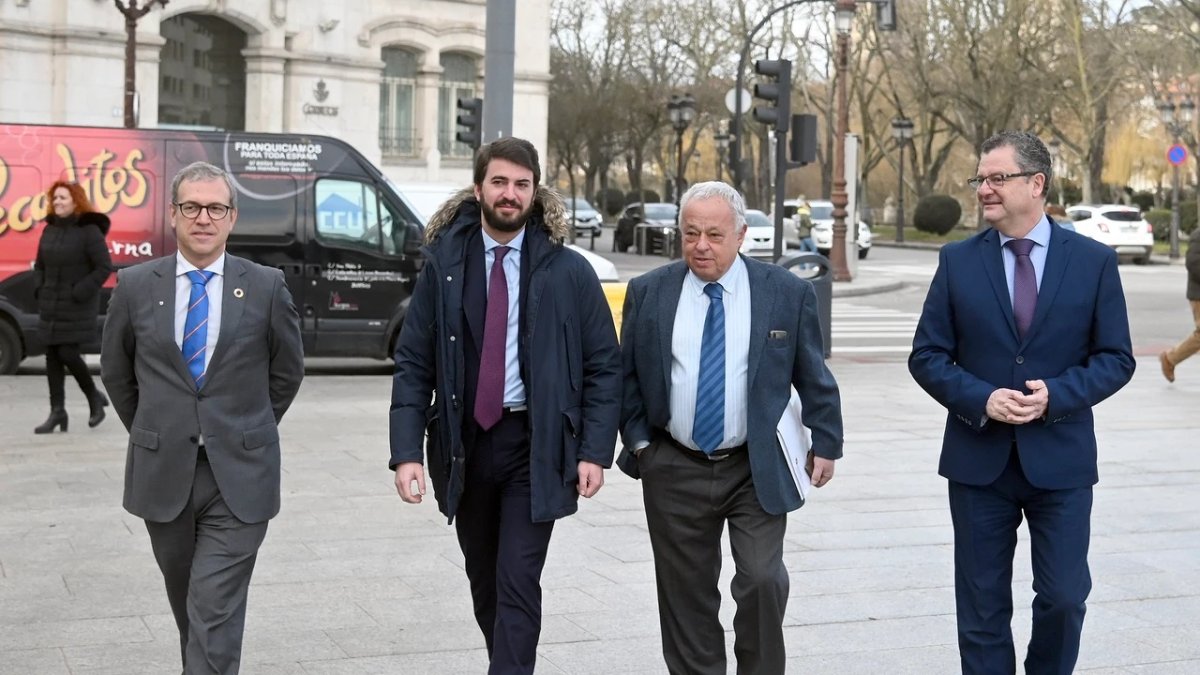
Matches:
[481,227,525,254]
[685,254,747,297]
[998,215,1051,249]
[176,252,226,277]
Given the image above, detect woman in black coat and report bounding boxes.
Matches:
[32,181,114,433]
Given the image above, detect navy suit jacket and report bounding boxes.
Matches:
[617,256,843,515]
[908,225,1135,490]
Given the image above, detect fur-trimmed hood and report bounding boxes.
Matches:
[46,212,112,236]
[423,186,569,245]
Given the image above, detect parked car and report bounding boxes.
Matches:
[739,209,776,259]
[808,199,872,259]
[615,202,678,255]
[1065,204,1153,264]
[568,197,603,238]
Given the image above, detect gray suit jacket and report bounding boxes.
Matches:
[617,256,844,515]
[101,254,304,524]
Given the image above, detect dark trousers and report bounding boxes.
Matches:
[948,446,1092,675]
[640,436,789,675]
[455,411,554,675]
[44,343,97,408]
[145,458,269,675]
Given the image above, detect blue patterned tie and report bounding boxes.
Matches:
[692,282,725,454]
[182,270,215,388]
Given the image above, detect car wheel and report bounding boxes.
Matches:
[0,319,23,375]
[858,247,869,260]
[817,248,830,258]
[1133,255,1150,265]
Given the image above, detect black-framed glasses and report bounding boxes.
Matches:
[174,202,232,220]
[967,172,1038,190]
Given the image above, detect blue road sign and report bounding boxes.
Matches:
[1168,144,1188,166]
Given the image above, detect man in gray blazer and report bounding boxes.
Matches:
[101,161,304,674]
[617,181,844,674]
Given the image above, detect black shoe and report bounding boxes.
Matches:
[87,390,109,428]
[35,408,68,434]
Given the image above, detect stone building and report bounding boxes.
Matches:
[0,0,551,186]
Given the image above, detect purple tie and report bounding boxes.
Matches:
[1007,238,1037,339]
[474,246,510,430]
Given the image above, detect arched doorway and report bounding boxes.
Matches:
[159,14,247,130]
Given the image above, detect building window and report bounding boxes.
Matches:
[379,48,418,159]
[438,52,478,159]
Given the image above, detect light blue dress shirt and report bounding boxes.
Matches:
[481,228,526,407]
[997,215,1051,302]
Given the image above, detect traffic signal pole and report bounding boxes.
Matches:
[482,0,516,142]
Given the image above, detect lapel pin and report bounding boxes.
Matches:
[158,300,164,306]
[233,288,245,299]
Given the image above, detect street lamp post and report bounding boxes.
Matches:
[714,119,731,182]
[1159,96,1196,260]
[829,0,856,281]
[1047,138,1062,205]
[668,93,697,206]
[890,116,913,244]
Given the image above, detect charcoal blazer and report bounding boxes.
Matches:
[617,255,843,515]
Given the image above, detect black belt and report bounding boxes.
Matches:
[656,430,746,462]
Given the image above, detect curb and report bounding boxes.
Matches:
[872,240,945,251]
[832,279,906,298]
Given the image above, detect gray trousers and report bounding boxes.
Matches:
[640,435,789,675]
[145,459,268,675]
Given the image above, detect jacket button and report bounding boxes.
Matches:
[449,335,456,342]
[197,393,205,400]
[189,435,198,444]
[1015,356,1024,364]
[446,275,453,282]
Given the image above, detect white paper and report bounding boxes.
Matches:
[776,386,813,502]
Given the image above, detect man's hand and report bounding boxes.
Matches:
[1010,379,1049,424]
[986,388,1039,424]
[577,461,604,498]
[394,462,426,504]
[810,457,835,488]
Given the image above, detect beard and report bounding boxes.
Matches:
[480,198,533,233]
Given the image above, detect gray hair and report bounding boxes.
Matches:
[678,181,747,228]
[979,131,1052,199]
[171,161,238,210]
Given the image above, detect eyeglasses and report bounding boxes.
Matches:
[967,172,1038,190]
[174,202,232,220]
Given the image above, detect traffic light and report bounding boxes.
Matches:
[455,97,483,150]
[876,0,897,31]
[751,59,791,133]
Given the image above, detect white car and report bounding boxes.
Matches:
[807,199,872,260]
[739,209,776,258]
[1065,204,1153,264]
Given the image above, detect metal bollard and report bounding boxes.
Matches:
[777,252,832,358]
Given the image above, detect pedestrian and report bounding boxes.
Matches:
[389,137,621,674]
[1044,203,1075,232]
[1159,227,1200,382]
[616,180,844,674]
[100,161,305,674]
[32,181,114,433]
[909,131,1135,675]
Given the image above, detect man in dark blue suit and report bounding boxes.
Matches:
[617,181,843,675]
[909,131,1135,675]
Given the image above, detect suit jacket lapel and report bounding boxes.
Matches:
[979,229,1020,342]
[153,256,195,386]
[463,229,485,349]
[657,263,687,400]
[1024,224,1071,343]
[204,255,247,387]
[745,257,775,392]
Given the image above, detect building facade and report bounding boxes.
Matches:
[0,0,551,186]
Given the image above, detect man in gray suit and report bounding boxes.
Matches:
[617,181,844,674]
[101,161,304,674]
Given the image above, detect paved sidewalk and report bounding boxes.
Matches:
[2,356,1198,674]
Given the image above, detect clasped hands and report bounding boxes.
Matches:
[985,379,1048,425]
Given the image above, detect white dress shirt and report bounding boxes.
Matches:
[174,252,225,378]
[481,228,526,408]
[668,255,751,451]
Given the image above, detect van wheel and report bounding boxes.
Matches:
[0,321,23,375]
[858,247,869,260]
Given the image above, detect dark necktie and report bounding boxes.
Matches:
[1006,238,1037,339]
[474,246,510,431]
[691,282,725,454]
[182,270,215,388]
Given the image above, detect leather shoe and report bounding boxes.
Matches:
[1159,351,1176,383]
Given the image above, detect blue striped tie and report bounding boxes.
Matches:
[692,282,725,454]
[182,270,215,388]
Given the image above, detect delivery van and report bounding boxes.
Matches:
[0,124,426,373]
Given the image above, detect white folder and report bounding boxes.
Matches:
[776,386,813,502]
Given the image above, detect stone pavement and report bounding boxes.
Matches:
[2,353,1198,674]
